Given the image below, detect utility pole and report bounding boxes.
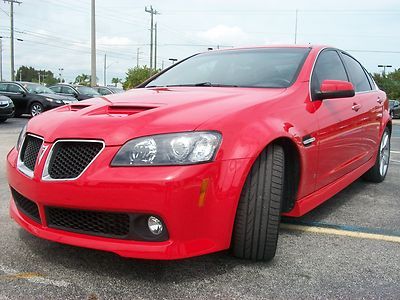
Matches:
[103,53,106,86]
[0,37,3,81]
[145,6,159,71]
[378,64,392,77]
[294,9,298,44]
[4,0,22,81]
[136,48,143,67]
[154,22,158,71]
[91,0,96,86]
[58,68,64,83]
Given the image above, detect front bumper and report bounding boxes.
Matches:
[0,105,15,118]
[7,146,251,260]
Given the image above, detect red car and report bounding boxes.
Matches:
[7,45,391,261]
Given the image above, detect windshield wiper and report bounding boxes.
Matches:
[166,82,239,87]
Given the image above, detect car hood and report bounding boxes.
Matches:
[28,87,286,145]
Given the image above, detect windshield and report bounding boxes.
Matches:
[76,86,100,96]
[146,48,310,88]
[24,83,55,94]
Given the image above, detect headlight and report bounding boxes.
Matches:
[16,124,27,150]
[46,97,63,104]
[111,131,222,166]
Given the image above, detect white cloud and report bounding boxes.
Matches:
[197,25,249,46]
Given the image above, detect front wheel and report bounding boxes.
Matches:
[30,102,44,117]
[232,144,285,261]
[363,127,390,183]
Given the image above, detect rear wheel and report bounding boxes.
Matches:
[30,102,43,117]
[232,144,285,261]
[363,127,390,183]
[0,118,7,123]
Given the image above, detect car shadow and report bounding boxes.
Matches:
[17,229,271,283]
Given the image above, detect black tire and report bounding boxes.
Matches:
[232,144,285,261]
[30,102,44,117]
[0,118,7,123]
[363,127,390,183]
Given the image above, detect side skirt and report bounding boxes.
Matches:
[282,156,376,217]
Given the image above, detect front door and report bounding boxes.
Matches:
[312,49,366,189]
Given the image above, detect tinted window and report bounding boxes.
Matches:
[311,50,348,94]
[49,86,61,93]
[341,53,371,92]
[0,83,7,92]
[146,48,310,88]
[99,88,111,95]
[8,84,24,93]
[61,86,76,95]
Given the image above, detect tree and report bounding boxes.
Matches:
[111,77,122,87]
[123,66,157,89]
[15,66,58,86]
[373,69,400,100]
[74,74,91,86]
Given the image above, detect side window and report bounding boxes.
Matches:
[61,86,75,95]
[50,86,61,93]
[341,54,371,92]
[311,50,348,95]
[8,84,24,93]
[0,83,8,92]
[99,88,111,95]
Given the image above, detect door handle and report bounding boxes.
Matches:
[377,97,383,104]
[352,103,362,111]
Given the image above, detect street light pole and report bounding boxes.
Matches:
[90,0,96,86]
[378,64,392,77]
[4,0,22,81]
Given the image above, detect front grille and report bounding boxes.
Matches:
[10,188,41,224]
[46,141,103,179]
[20,135,43,171]
[46,207,130,238]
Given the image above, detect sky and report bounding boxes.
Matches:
[0,0,400,85]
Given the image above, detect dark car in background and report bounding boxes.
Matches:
[0,95,15,123]
[49,84,100,100]
[0,82,77,117]
[389,100,400,119]
[93,86,124,96]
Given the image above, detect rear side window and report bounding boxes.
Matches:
[341,54,371,92]
[311,50,348,94]
[61,86,75,95]
[0,83,7,92]
[49,86,61,93]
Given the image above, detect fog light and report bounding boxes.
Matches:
[148,216,163,235]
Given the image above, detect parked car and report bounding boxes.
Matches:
[0,82,77,117]
[94,86,124,96]
[7,45,391,261]
[0,95,15,122]
[389,99,400,119]
[49,84,100,100]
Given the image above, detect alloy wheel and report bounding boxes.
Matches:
[31,104,43,117]
[379,131,390,176]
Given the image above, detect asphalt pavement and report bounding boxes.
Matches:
[0,117,399,300]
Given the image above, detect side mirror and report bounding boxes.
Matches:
[315,80,355,100]
[20,91,27,97]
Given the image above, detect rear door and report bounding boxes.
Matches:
[4,83,28,114]
[340,52,383,161]
[312,49,367,189]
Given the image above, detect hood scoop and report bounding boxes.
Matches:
[70,104,91,111]
[86,104,159,117]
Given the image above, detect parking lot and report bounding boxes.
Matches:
[0,118,399,299]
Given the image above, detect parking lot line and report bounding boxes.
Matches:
[281,222,400,244]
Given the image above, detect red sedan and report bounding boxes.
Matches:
[7,45,391,261]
